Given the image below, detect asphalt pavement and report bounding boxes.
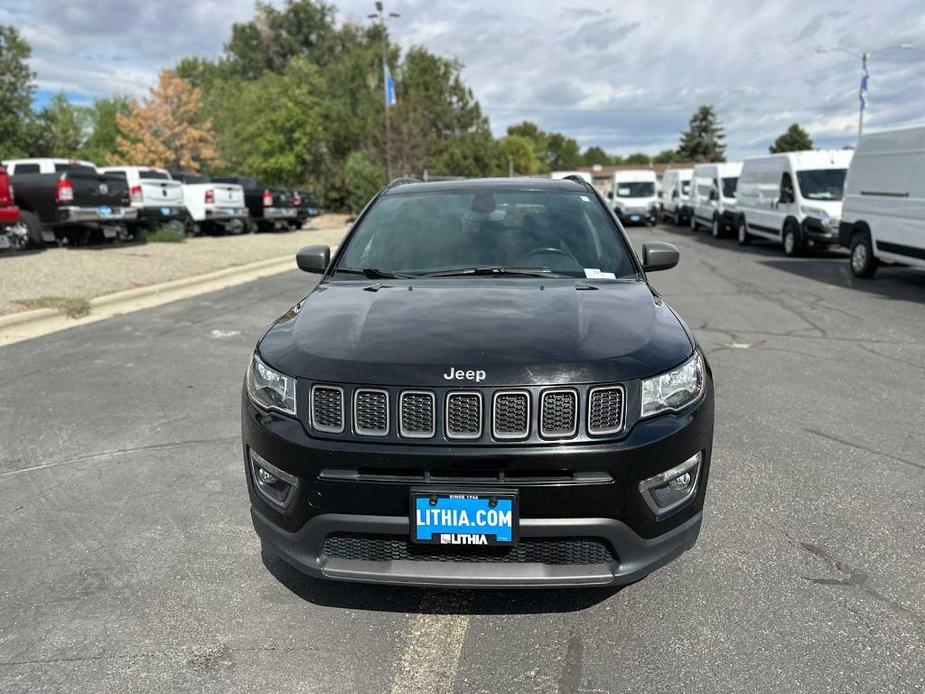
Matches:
[1,223,923,693]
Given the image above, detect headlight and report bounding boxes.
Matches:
[246,353,297,415]
[641,351,705,418]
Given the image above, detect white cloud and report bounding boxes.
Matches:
[8,0,925,160]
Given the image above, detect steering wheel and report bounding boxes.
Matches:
[518,247,581,266]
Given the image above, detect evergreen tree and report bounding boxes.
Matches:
[0,25,36,159]
[769,123,813,153]
[678,105,726,162]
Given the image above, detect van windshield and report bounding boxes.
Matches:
[721,177,738,198]
[337,189,638,279]
[615,182,655,198]
[797,169,847,201]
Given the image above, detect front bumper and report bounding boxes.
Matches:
[55,205,138,224]
[616,208,657,225]
[242,377,714,588]
[803,217,840,244]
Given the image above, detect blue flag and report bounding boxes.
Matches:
[859,66,869,111]
[384,62,396,107]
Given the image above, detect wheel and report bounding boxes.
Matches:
[782,223,803,257]
[711,215,722,239]
[19,210,46,250]
[737,217,751,246]
[5,221,29,251]
[849,231,878,278]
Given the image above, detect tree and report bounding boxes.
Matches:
[545,132,581,170]
[678,105,726,162]
[770,123,813,153]
[0,25,36,159]
[30,93,89,158]
[624,152,651,165]
[581,146,611,167]
[653,149,678,163]
[110,71,218,171]
[345,151,384,213]
[495,135,537,175]
[80,97,130,164]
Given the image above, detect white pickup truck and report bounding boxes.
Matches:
[168,172,248,234]
[99,166,187,232]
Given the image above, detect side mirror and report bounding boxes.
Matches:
[672,190,679,199]
[296,245,330,273]
[607,191,614,200]
[642,242,680,272]
[708,189,718,201]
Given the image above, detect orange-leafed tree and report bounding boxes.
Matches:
[109,70,218,171]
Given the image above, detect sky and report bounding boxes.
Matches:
[2,0,924,161]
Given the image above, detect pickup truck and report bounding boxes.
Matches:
[212,176,296,232]
[291,189,319,229]
[169,172,248,235]
[99,166,187,233]
[0,165,27,251]
[2,158,137,245]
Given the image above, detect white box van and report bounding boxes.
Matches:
[690,162,742,238]
[735,150,852,255]
[839,126,925,277]
[660,168,693,225]
[611,169,657,225]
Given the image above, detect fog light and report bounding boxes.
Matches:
[248,449,299,510]
[639,452,702,517]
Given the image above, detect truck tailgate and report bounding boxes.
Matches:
[70,171,128,208]
[142,179,183,206]
[213,184,244,207]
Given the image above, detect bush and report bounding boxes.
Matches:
[144,225,187,243]
[345,152,385,214]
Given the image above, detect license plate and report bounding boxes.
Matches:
[630,214,641,221]
[411,490,517,545]
[98,206,112,218]
[160,207,171,216]
[223,207,239,215]
[0,235,10,249]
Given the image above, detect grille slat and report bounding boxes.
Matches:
[399,391,435,438]
[492,391,530,439]
[446,392,482,439]
[311,385,344,433]
[588,386,624,436]
[540,389,578,438]
[323,533,616,565]
[354,389,389,436]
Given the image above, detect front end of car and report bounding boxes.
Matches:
[800,204,842,245]
[242,348,713,588]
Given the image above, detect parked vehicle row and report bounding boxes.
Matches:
[669,125,925,279]
[0,157,320,252]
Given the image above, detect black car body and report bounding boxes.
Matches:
[242,177,714,588]
[291,189,319,228]
[213,176,296,232]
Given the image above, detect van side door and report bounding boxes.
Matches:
[772,171,796,235]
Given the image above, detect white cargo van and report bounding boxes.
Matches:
[611,169,657,225]
[735,150,853,255]
[660,168,693,225]
[690,162,742,238]
[839,126,925,277]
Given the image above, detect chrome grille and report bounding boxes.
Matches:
[492,391,530,439]
[446,392,482,439]
[540,389,578,438]
[311,385,344,433]
[353,389,389,436]
[588,386,624,435]
[400,391,435,438]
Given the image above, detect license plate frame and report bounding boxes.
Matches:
[98,205,113,218]
[410,488,518,546]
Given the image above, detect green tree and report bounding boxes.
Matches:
[653,149,678,163]
[80,97,131,163]
[345,151,385,213]
[678,105,726,162]
[496,135,537,175]
[581,146,611,167]
[0,25,36,159]
[31,93,89,158]
[624,152,651,165]
[769,123,813,153]
[545,132,581,170]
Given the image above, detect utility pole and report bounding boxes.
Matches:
[368,1,399,181]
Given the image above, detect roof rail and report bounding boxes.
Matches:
[563,174,596,194]
[385,177,421,190]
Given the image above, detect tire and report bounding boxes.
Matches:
[737,217,751,246]
[849,230,878,278]
[711,215,722,239]
[782,223,803,257]
[19,210,46,250]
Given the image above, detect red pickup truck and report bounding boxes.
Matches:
[0,166,26,251]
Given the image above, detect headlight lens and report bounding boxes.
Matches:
[246,353,297,415]
[641,351,705,418]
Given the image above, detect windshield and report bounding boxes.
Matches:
[796,169,847,201]
[336,189,638,278]
[681,181,691,195]
[721,177,738,198]
[615,181,655,198]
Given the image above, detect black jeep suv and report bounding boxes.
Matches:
[242,177,714,588]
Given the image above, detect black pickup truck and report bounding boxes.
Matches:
[212,176,297,232]
[2,158,138,245]
[290,189,319,229]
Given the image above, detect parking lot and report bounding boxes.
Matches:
[1,222,923,693]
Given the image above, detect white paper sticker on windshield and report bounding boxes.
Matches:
[584,268,616,279]
[580,195,591,202]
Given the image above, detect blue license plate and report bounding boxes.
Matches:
[412,491,517,545]
[160,206,171,216]
[98,206,112,217]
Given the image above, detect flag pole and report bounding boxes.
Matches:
[369,2,399,181]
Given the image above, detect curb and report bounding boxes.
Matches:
[0,253,305,347]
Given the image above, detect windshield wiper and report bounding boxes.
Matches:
[418,266,565,278]
[336,267,417,279]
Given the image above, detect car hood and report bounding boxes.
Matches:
[258,279,694,387]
